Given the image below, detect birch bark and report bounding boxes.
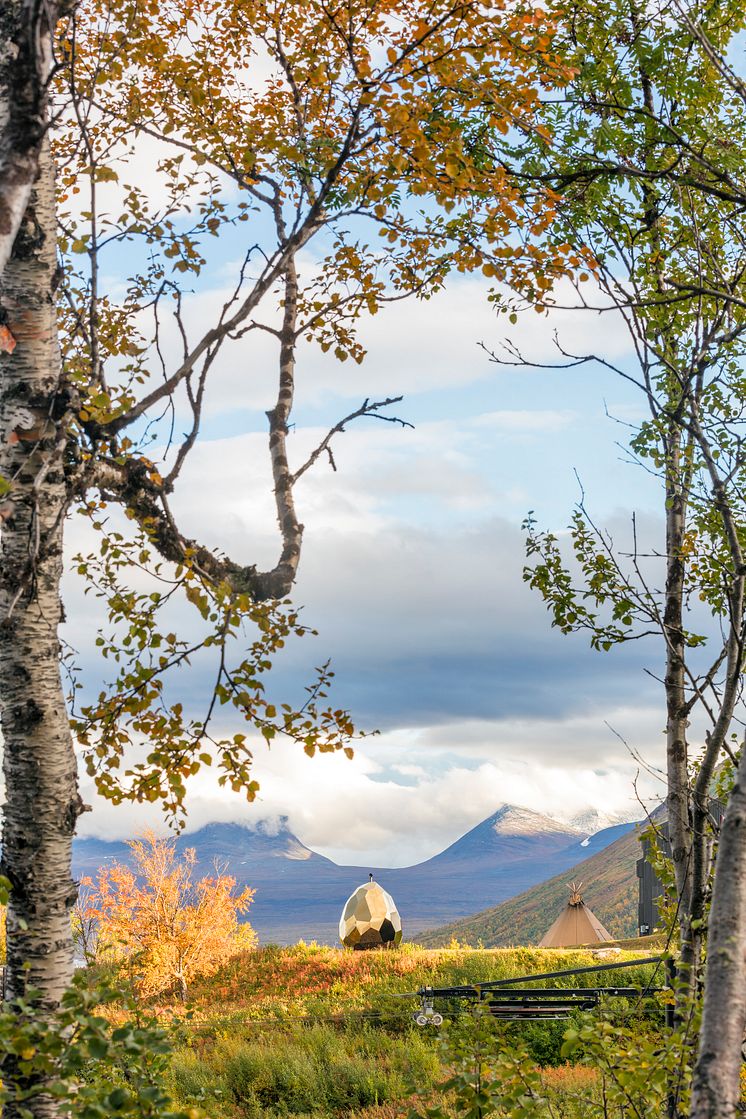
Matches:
[0,1,60,277]
[664,431,693,917]
[690,765,746,1119]
[0,137,81,1117]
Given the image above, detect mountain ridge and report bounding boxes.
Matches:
[73,804,638,944]
[414,823,645,946]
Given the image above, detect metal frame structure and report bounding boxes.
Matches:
[410,955,667,1025]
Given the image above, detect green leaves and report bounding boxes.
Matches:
[409,1011,546,1119]
[0,976,193,1118]
[523,509,648,651]
[70,519,363,826]
[409,996,693,1119]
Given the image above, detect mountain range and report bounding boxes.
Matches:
[416,821,645,946]
[73,805,638,944]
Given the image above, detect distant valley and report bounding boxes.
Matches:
[73,805,638,945]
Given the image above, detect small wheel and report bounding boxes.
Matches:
[431,1013,444,1027]
[416,1014,428,1027]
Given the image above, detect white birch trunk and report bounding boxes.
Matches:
[0,138,81,1118]
[690,765,746,1119]
[0,2,56,278]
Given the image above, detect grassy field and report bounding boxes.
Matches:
[157,943,664,1118]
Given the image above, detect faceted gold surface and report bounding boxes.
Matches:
[339,880,402,949]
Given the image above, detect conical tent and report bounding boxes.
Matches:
[538,882,613,948]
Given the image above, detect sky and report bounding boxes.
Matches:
[49,66,675,869]
[63,261,672,866]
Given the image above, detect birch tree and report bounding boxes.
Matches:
[503,0,746,1113]
[0,0,577,1112]
[0,1,69,275]
[86,832,256,1002]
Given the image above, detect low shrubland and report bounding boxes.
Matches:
[148,942,665,1118]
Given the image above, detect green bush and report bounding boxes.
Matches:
[170,1020,444,1116]
[0,975,191,1119]
[169,1050,226,1108]
[515,1020,569,1067]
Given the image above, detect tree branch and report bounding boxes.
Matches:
[291,396,413,485]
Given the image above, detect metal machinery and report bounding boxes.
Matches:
[408,956,667,1025]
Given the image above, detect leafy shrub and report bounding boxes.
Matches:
[515,1020,569,1067]
[218,1031,403,1113]
[169,1050,226,1109]
[0,975,192,1119]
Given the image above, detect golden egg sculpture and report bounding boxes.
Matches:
[339,877,402,949]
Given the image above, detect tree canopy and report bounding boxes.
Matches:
[83,831,256,1000]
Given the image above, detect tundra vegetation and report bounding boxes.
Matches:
[86,943,670,1119]
[1,0,746,1117]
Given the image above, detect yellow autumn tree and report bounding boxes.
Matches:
[88,831,256,1000]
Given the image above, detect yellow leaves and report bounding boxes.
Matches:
[185,584,210,618]
[85,832,257,998]
[308,65,327,87]
[93,165,119,183]
[490,116,510,136]
[388,104,410,129]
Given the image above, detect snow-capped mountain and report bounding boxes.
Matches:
[73,804,635,945]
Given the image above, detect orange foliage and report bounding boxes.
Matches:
[86,831,256,1000]
[541,1064,600,1091]
[58,0,587,334]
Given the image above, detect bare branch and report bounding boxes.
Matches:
[291,396,413,486]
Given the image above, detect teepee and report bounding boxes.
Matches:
[538,882,613,948]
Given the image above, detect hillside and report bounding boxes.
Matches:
[185,940,659,1017]
[74,806,634,944]
[415,822,643,946]
[163,943,664,1118]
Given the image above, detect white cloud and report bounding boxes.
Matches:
[74,702,663,866]
[110,269,634,433]
[61,388,669,870]
[51,224,665,874]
